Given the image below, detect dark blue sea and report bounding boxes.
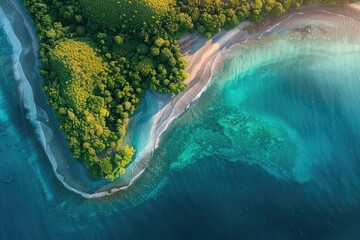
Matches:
[1,2,360,239]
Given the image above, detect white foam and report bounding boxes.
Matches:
[2,1,360,198]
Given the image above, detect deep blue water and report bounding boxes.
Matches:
[1,3,360,240]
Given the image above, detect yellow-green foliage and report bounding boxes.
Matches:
[79,0,172,28]
[24,0,352,180]
[49,38,105,110]
[48,38,135,180]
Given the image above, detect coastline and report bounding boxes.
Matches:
[0,0,110,197]
[1,0,360,198]
[122,2,360,196]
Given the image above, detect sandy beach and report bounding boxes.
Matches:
[1,0,360,198]
[120,2,360,197]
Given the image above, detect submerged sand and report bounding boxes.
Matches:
[120,3,360,198]
[1,0,360,197]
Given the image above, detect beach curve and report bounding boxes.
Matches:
[1,0,360,198]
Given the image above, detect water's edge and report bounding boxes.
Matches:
[1,0,359,198]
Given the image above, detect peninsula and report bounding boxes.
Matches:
[22,0,354,180]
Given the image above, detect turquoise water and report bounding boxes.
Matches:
[1,3,360,239]
[166,35,360,186]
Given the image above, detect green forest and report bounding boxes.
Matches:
[22,0,353,180]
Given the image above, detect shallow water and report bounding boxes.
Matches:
[1,4,360,240]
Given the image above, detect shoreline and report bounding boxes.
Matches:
[117,3,360,197]
[0,0,109,197]
[1,1,360,198]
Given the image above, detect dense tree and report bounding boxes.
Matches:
[22,0,355,179]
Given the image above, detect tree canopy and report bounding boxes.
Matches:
[22,0,354,179]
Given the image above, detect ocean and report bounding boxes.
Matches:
[1,3,360,240]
